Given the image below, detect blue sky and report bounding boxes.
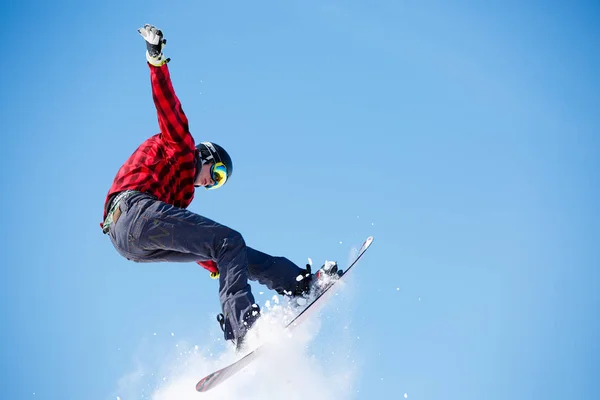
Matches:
[1,0,598,399]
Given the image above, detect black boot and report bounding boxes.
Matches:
[291,261,343,298]
[291,264,314,297]
[216,304,261,352]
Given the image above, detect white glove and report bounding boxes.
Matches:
[138,24,170,66]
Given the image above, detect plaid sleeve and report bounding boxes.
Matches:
[149,63,195,151]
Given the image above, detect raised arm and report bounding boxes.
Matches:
[139,24,194,150]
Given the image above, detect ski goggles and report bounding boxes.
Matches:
[206,162,228,190]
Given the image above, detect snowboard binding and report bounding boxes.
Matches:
[292,261,343,298]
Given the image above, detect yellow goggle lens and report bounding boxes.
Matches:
[206,162,228,190]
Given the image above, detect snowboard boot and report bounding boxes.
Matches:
[216,304,261,353]
[292,261,343,299]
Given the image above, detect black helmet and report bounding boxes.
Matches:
[196,142,233,179]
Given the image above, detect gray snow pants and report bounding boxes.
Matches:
[107,191,303,340]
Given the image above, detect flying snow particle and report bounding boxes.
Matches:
[404,393,408,398]
[396,287,400,291]
[296,297,307,306]
[171,332,175,337]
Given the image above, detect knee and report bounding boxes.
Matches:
[221,227,246,250]
[210,226,247,264]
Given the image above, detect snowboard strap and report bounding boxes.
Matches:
[216,313,226,334]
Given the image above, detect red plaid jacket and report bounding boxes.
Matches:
[102,63,217,275]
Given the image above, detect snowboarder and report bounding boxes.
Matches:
[100,24,335,350]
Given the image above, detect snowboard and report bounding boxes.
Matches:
[195,236,374,393]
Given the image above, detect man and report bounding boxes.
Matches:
[101,24,336,350]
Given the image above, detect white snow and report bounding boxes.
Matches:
[141,301,357,400]
[404,393,408,398]
[296,297,307,306]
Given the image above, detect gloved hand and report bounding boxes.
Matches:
[138,24,170,66]
[197,260,220,279]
